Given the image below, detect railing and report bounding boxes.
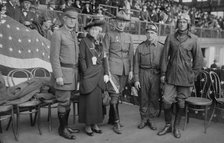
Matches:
[38,9,224,39]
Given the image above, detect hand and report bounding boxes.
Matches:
[56,77,64,86]
[160,76,165,83]
[129,71,133,81]
[104,75,109,83]
[134,81,141,90]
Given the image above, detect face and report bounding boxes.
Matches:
[116,20,127,31]
[43,20,52,29]
[89,26,102,39]
[64,15,77,29]
[146,30,157,42]
[177,19,188,31]
[23,1,31,10]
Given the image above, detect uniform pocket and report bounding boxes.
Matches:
[62,67,74,84]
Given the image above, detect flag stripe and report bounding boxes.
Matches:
[0,54,52,72]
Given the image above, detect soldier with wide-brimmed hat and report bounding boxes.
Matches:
[50,7,80,140]
[103,10,134,134]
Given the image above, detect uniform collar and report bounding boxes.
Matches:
[145,40,157,46]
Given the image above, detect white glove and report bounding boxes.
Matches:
[104,75,109,83]
[56,77,64,86]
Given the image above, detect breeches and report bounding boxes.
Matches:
[110,74,128,104]
[162,83,192,109]
[56,90,72,113]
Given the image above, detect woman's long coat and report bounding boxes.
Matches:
[78,34,108,124]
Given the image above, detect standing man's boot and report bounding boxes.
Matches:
[173,107,184,138]
[113,121,122,134]
[157,108,172,136]
[58,112,76,140]
[64,109,80,134]
[108,104,115,125]
[116,103,124,127]
[112,104,122,134]
[147,119,157,130]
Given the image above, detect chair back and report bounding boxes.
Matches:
[7,69,33,87]
[192,70,211,99]
[31,67,51,78]
[209,71,223,100]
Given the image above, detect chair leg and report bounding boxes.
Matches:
[16,106,20,138]
[6,117,12,131]
[37,106,42,135]
[184,104,188,130]
[0,120,2,133]
[48,104,52,132]
[11,108,18,141]
[29,109,34,126]
[204,106,208,134]
[73,102,76,124]
[208,104,216,127]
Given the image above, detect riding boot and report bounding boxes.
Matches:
[58,112,76,140]
[173,107,184,138]
[157,108,172,136]
[108,104,115,125]
[112,104,122,134]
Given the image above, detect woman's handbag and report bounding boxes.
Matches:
[102,91,111,106]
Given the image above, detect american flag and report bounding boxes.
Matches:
[0,14,52,85]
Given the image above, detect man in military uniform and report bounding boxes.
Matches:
[103,10,134,134]
[157,13,203,138]
[50,7,79,140]
[134,23,163,131]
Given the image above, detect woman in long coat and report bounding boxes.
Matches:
[78,16,109,136]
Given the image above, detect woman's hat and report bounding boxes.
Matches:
[84,15,105,30]
[114,10,131,21]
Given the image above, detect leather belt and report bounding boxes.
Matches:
[60,62,78,68]
[140,66,159,70]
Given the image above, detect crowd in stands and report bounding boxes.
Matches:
[1,0,224,40]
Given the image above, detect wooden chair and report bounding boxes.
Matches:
[0,105,17,141]
[184,70,212,133]
[208,71,224,125]
[31,67,57,132]
[7,69,42,138]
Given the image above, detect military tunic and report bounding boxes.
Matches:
[50,26,79,112]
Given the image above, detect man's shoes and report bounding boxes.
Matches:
[58,128,76,140]
[173,128,181,138]
[137,122,147,129]
[147,121,157,130]
[113,123,122,134]
[157,124,172,136]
